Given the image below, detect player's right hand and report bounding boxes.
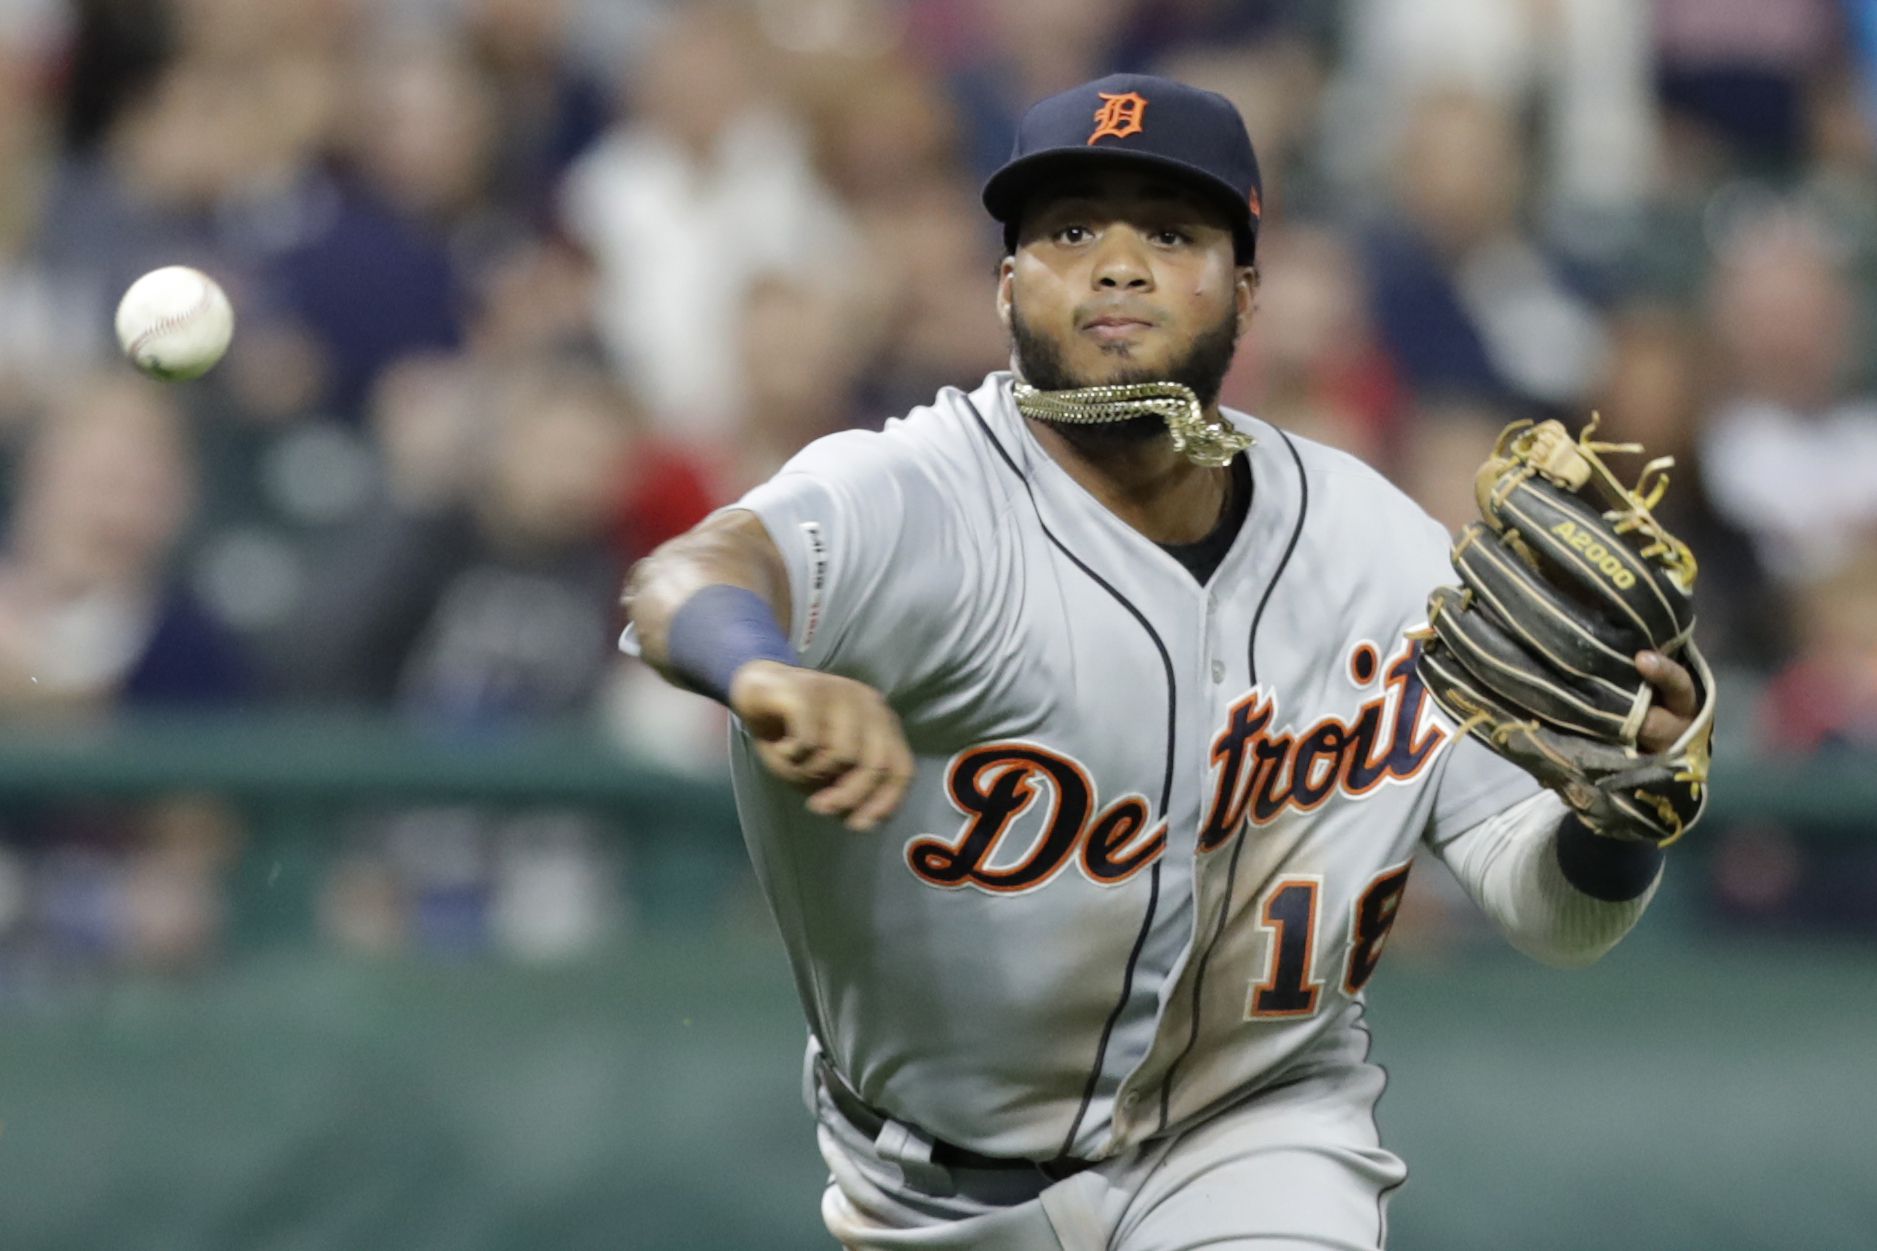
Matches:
[729,660,916,832]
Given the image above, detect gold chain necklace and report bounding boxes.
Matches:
[1011,380,1254,468]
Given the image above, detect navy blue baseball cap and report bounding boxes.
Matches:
[982,73,1263,263]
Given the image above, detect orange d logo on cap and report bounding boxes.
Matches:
[1088,91,1148,144]
[983,73,1263,262]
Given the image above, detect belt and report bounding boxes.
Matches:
[815,1058,1097,1182]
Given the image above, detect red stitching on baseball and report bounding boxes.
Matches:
[127,273,216,365]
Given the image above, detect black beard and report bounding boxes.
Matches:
[1009,297,1240,447]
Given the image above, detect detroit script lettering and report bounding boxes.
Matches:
[906,642,1446,894]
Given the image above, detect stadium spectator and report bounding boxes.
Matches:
[0,372,246,713]
[558,4,855,437]
[1699,215,1877,582]
[0,370,246,980]
[0,28,97,432]
[1594,303,1786,670]
[280,355,631,722]
[849,179,1008,420]
[1152,36,1327,217]
[1714,528,1877,937]
[1759,530,1877,754]
[1387,398,1515,537]
[1364,89,1608,413]
[245,34,495,422]
[946,0,1133,181]
[1222,223,1402,468]
[462,0,612,224]
[34,56,252,361]
[1336,0,1660,230]
[727,275,874,492]
[1655,0,1843,169]
[798,50,964,213]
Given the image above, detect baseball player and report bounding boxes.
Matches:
[624,74,1709,1250]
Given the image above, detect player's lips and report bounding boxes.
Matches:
[1081,314,1156,342]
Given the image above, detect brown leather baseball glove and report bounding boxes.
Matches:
[1413,417,1716,844]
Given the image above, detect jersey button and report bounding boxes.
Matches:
[1210,661,1225,684]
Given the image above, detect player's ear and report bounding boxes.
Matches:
[995,257,1015,331]
[1234,264,1259,339]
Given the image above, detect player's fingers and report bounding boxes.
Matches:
[739,675,809,746]
[802,692,909,826]
[756,737,814,782]
[802,764,864,819]
[797,685,844,763]
[846,724,916,831]
[1638,705,1691,755]
[808,760,886,823]
[754,693,829,786]
[798,693,865,790]
[815,761,913,831]
[1636,650,1698,718]
[822,705,914,830]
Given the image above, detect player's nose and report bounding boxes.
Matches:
[1090,229,1154,290]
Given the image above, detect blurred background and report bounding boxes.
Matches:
[0,0,1872,1248]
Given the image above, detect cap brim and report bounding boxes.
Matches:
[982,146,1255,246]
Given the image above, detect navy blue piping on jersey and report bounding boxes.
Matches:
[1356,1012,1405,1244]
[964,395,1177,1159]
[1155,428,1310,1132]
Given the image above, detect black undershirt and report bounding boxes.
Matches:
[1157,452,1252,584]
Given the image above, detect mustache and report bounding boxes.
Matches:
[1074,300,1165,328]
[1009,297,1239,410]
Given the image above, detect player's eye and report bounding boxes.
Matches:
[1053,224,1091,245]
[1150,228,1191,247]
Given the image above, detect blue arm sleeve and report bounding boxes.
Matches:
[665,585,796,705]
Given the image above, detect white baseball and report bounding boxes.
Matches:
[114,265,235,381]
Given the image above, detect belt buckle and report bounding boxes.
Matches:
[876,1119,955,1198]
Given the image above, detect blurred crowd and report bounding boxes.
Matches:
[1,0,1875,983]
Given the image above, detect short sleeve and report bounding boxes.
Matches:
[733,430,978,696]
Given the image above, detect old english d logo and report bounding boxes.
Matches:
[1088,91,1147,144]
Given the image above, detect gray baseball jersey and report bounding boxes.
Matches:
[730,370,1537,1164]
